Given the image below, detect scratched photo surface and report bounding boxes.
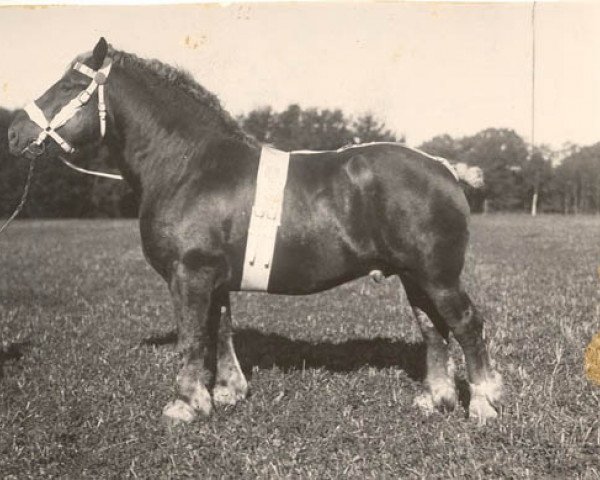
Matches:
[1,3,600,478]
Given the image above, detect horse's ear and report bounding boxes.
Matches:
[91,37,108,69]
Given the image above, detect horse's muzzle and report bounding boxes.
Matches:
[8,113,45,159]
[7,125,24,157]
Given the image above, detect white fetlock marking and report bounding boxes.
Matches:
[213,383,247,406]
[213,386,235,406]
[469,395,498,425]
[162,399,197,424]
[413,392,435,415]
[188,382,213,416]
[470,371,503,404]
[214,339,249,406]
[429,377,457,408]
[213,374,249,406]
[469,371,503,424]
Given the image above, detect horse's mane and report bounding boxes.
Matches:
[74,47,254,144]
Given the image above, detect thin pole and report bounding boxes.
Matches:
[530,1,538,216]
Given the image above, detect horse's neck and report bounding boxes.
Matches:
[106,68,237,196]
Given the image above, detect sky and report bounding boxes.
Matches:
[0,2,599,149]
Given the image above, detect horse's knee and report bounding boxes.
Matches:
[452,302,483,340]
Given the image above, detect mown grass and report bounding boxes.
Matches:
[0,215,599,478]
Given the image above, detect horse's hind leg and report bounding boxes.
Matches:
[401,277,457,412]
[212,292,248,406]
[426,284,502,424]
[162,262,214,424]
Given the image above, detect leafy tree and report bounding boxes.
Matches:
[0,108,29,218]
[554,143,600,214]
[239,106,274,143]
[264,104,354,150]
[521,146,555,214]
[419,134,463,160]
[459,128,529,211]
[239,105,402,151]
[352,113,403,144]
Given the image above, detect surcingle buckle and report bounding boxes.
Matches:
[369,270,385,283]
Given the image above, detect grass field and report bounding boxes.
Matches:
[1,214,599,478]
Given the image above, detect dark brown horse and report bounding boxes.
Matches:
[8,38,502,425]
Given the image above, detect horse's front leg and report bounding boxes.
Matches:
[212,291,248,406]
[162,262,215,424]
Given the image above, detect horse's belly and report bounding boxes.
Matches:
[265,231,378,295]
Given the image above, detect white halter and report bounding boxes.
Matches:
[23,59,113,155]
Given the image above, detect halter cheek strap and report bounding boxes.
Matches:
[23,59,113,154]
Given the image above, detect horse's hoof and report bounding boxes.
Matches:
[213,380,248,406]
[468,372,503,425]
[468,395,498,425]
[413,386,456,415]
[413,392,435,415]
[471,372,503,401]
[187,386,213,417]
[429,378,457,412]
[162,399,197,425]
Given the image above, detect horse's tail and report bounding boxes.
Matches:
[436,157,484,190]
[454,162,484,189]
[430,155,484,190]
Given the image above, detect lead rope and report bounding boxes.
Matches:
[58,155,123,181]
[0,153,122,237]
[0,157,37,235]
[0,57,123,235]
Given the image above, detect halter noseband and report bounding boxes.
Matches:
[23,59,113,156]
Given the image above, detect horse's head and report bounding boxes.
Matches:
[8,38,112,160]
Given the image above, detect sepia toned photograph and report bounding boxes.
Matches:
[0,2,599,477]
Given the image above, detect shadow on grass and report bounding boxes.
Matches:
[143,328,426,381]
[142,330,178,346]
[0,340,31,379]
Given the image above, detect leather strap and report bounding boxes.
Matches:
[23,59,112,154]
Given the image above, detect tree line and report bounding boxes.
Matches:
[1,104,599,218]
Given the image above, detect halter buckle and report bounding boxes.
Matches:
[77,91,91,104]
[94,72,107,85]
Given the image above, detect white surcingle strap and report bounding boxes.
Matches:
[23,59,112,154]
[241,146,291,291]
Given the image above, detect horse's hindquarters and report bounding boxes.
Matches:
[266,145,470,294]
